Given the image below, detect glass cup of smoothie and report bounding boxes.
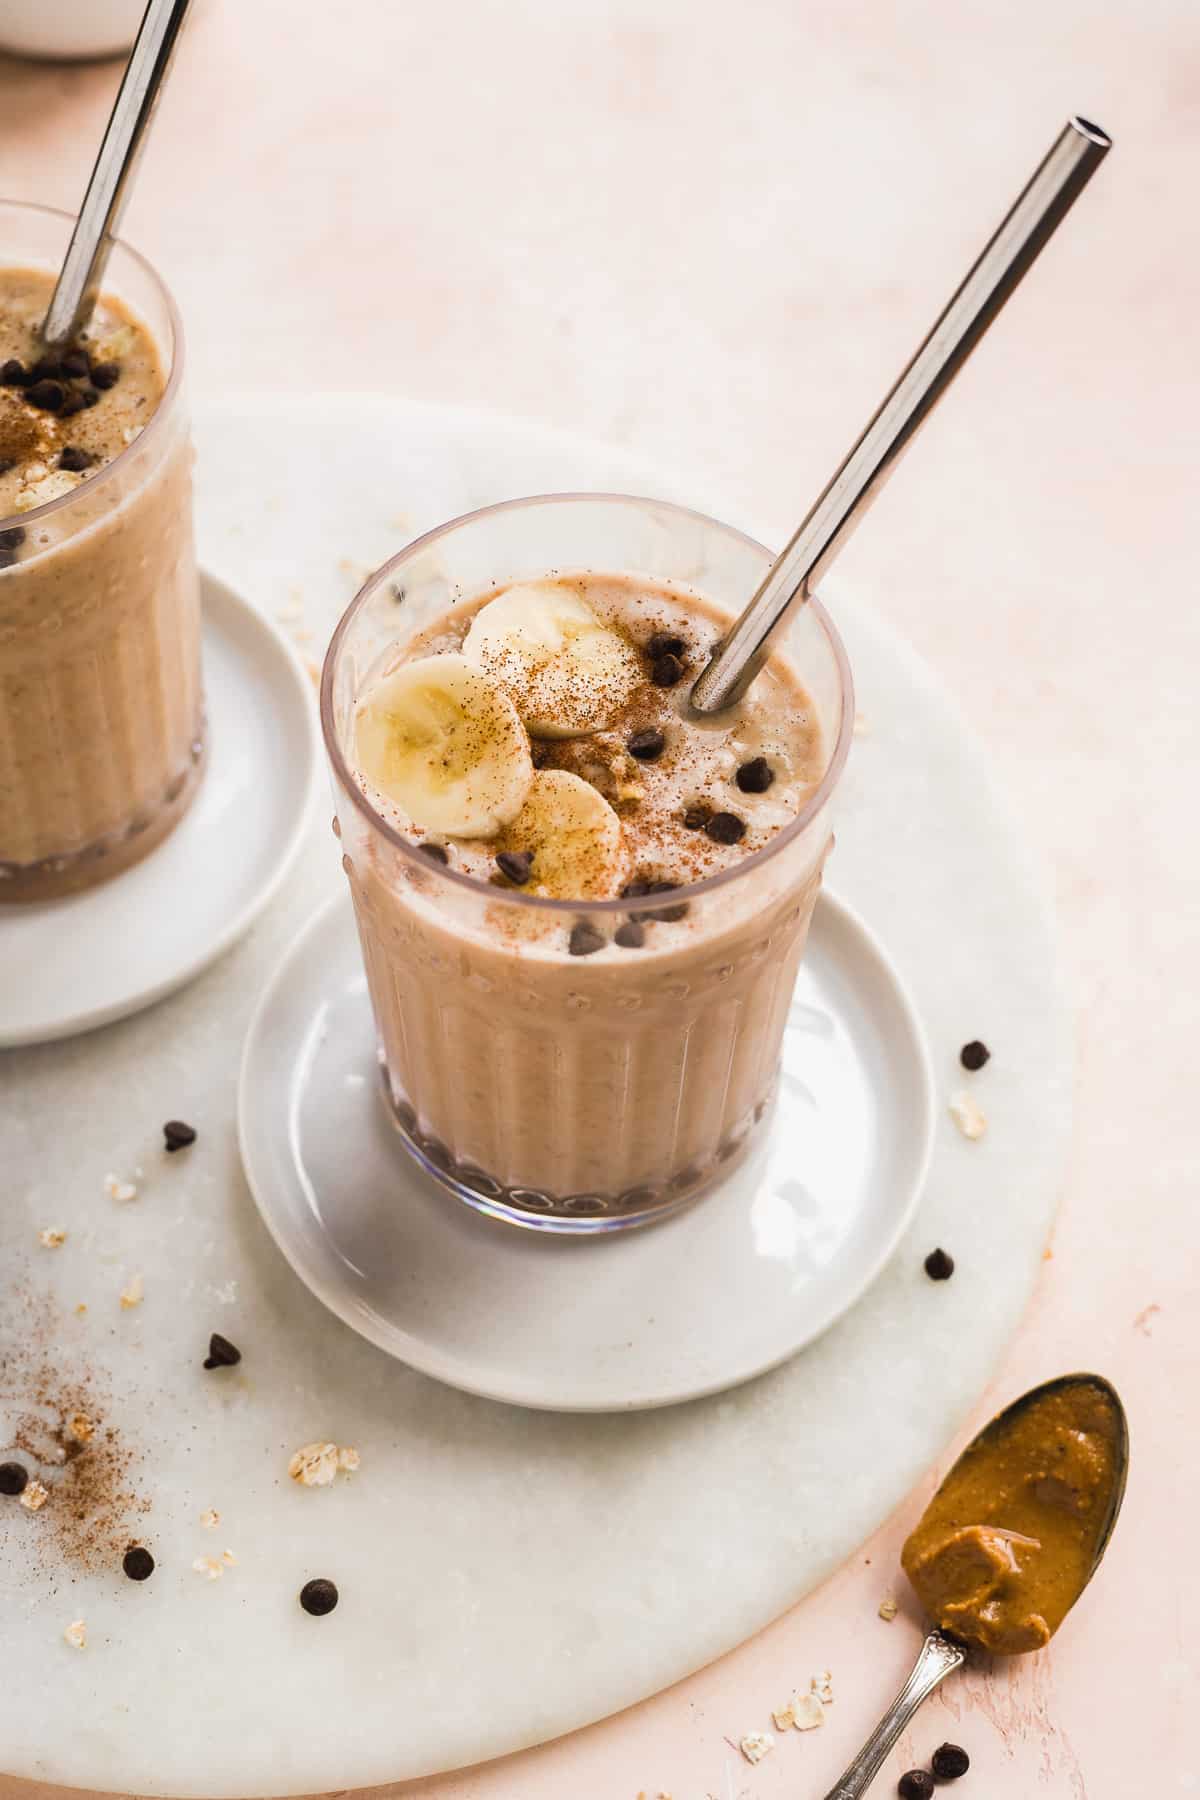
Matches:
[0,199,203,903]
[322,494,852,1232]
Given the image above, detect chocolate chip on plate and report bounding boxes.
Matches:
[415,841,449,864]
[299,1577,339,1616]
[0,358,30,387]
[924,1247,955,1282]
[614,921,645,949]
[57,446,94,472]
[163,1118,197,1152]
[627,726,665,761]
[61,349,91,379]
[959,1039,990,1071]
[25,378,66,412]
[735,756,775,794]
[897,1773,935,1800]
[568,921,606,957]
[650,651,686,688]
[495,849,534,885]
[704,811,745,845]
[89,361,121,390]
[931,1743,970,1781]
[0,1461,29,1496]
[682,804,710,831]
[123,1545,155,1581]
[647,631,687,661]
[203,1332,242,1369]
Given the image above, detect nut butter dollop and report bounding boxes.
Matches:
[901,1378,1124,1654]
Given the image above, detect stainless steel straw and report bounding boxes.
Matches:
[41,0,194,349]
[689,116,1112,715]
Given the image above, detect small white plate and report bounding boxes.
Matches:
[0,572,318,1047]
[238,887,935,1412]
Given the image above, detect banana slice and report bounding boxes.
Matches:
[502,770,629,899]
[462,582,642,738]
[354,653,533,838]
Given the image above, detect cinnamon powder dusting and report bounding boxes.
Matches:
[1,1287,149,1579]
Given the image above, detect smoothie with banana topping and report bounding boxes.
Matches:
[0,248,201,901]
[324,495,852,1229]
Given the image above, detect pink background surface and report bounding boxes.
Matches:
[1,1,1196,1794]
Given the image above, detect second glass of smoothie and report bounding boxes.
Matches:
[323,494,852,1231]
[0,199,202,903]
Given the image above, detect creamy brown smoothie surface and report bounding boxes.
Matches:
[0,266,203,900]
[341,573,833,1207]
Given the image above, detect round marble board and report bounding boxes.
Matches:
[0,396,1070,1798]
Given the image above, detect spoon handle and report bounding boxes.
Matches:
[41,0,194,348]
[689,116,1111,715]
[819,1630,966,1800]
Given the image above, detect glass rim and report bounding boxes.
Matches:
[0,196,185,535]
[321,490,855,916]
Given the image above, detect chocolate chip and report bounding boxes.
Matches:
[614,921,645,949]
[924,1247,955,1281]
[647,632,687,660]
[682,804,711,831]
[568,921,605,957]
[123,1545,155,1581]
[26,378,66,412]
[495,850,534,884]
[0,1461,29,1496]
[81,387,102,408]
[620,880,652,899]
[57,446,94,472]
[29,356,64,381]
[0,526,27,549]
[57,391,86,418]
[0,459,13,475]
[736,756,775,794]
[89,361,121,390]
[650,651,685,688]
[627,726,665,761]
[414,841,448,864]
[61,349,91,379]
[0,358,30,387]
[299,1577,339,1616]
[959,1039,990,1071]
[931,1744,970,1781]
[163,1118,197,1151]
[898,1774,935,1800]
[203,1332,242,1369]
[0,543,17,570]
[704,811,745,845]
[646,879,689,922]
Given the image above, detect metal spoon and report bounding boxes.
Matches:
[820,1373,1129,1800]
[41,0,194,349]
[689,116,1112,716]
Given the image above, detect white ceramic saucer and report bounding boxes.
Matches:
[238,886,934,1412]
[0,572,318,1046]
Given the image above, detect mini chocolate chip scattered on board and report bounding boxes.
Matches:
[299,1577,339,1616]
[897,1773,935,1800]
[203,1332,242,1369]
[959,1040,990,1071]
[163,1119,197,1152]
[924,1248,955,1281]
